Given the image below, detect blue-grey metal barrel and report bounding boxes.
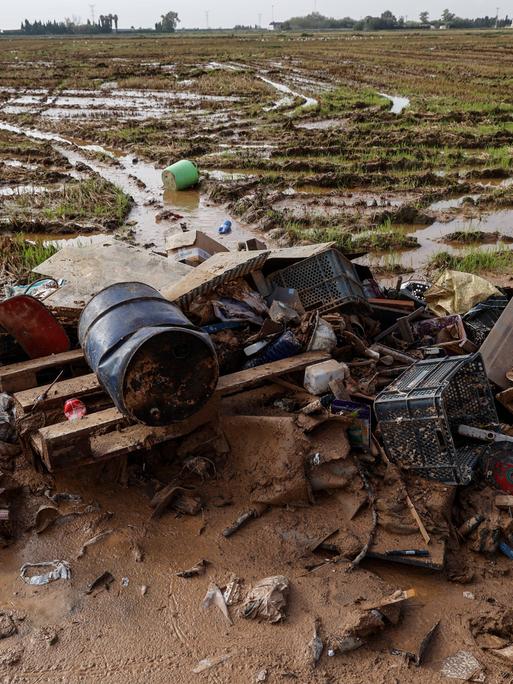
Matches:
[78,282,219,426]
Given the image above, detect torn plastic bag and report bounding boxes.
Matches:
[0,394,15,443]
[212,298,264,326]
[241,575,290,623]
[424,270,501,317]
[20,560,71,585]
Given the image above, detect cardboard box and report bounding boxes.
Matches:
[166,230,229,267]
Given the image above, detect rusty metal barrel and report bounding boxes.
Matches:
[78,282,218,426]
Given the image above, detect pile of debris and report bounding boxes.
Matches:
[2,230,513,675]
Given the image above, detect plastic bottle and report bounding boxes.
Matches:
[218,220,232,235]
[64,398,87,421]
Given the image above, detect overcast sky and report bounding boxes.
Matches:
[1,0,506,30]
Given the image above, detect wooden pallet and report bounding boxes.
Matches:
[0,349,87,393]
[12,349,329,471]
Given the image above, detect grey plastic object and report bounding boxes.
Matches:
[267,248,367,314]
[375,353,499,484]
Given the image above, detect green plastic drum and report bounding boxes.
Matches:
[162,160,199,191]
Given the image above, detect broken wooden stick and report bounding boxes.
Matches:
[405,494,431,546]
[348,458,378,571]
[223,503,269,538]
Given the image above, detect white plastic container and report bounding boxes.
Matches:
[304,359,348,396]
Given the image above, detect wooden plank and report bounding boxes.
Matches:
[0,349,85,393]
[217,351,330,395]
[37,400,219,471]
[31,351,330,466]
[495,495,513,509]
[368,298,415,310]
[17,350,329,414]
[15,373,103,417]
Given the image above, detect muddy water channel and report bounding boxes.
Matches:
[0,121,258,251]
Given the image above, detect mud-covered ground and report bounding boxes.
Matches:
[3,31,513,278]
[3,30,513,684]
[3,391,513,684]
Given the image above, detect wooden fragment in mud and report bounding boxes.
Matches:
[360,588,416,611]
[216,351,330,395]
[405,495,431,546]
[16,351,330,417]
[14,373,104,418]
[0,348,85,393]
[33,401,219,471]
[495,495,513,509]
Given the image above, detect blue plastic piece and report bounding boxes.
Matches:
[243,330,302,369]
[201,321,246,334]
[218,220,232,235]
[499,541,513,559]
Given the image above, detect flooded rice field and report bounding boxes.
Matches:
[2,30,513,280]
[3,29,513,684]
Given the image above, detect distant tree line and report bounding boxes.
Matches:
[20,14,119,35]
[155,11,180,32]
[278,10,511,31]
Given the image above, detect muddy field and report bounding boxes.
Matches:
[3,30,513,684]
[2,31,513,278]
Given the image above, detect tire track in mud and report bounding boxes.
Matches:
[9,652,187,682]
[167,589,187,645]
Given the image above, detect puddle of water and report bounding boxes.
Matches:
[296,118,345,130]
[206,62,240,72]
[429,194,481,211]
[0,184,59,197]
[379,93,410,115]
[259,75,318,111]
[35,234,109,248]
[357,209,513,270]
[2,159,39,171]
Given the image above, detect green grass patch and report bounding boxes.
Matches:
[5,178,133,228]
[429,245,513,273]
[0,234,58,282]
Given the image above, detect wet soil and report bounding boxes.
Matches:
[2,408,513,684]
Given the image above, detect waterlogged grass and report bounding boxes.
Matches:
[429,245,513,273]
[445,229,490,243]
[285,219,418,253]
[319,86,389,115]
[5,178,133,229]
[487,147,513,170]
[0,234,58,282]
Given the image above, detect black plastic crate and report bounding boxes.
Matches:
[375,353,499,484]
[267,248,367,314]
